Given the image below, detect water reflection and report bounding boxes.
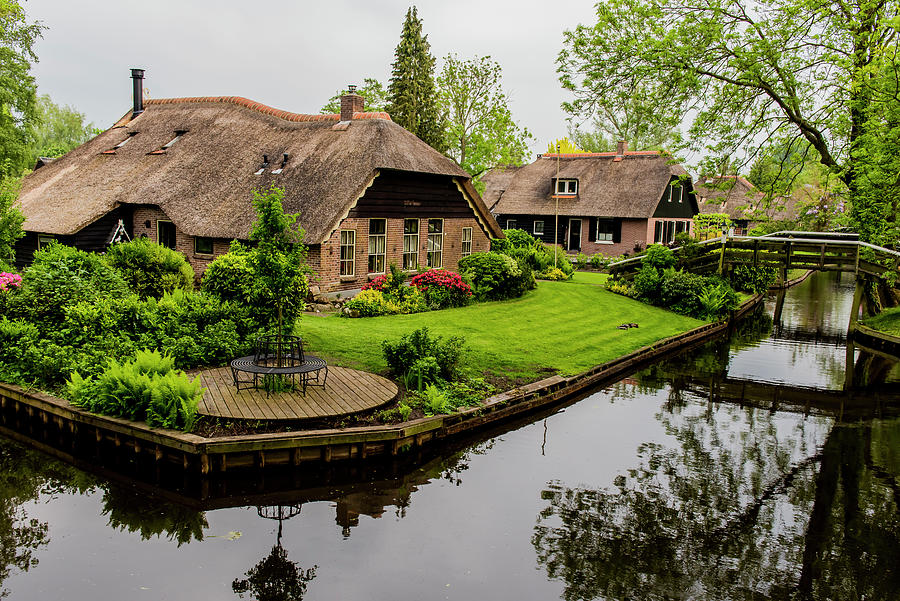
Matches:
[0,272,898,600]
[533,273,900,600]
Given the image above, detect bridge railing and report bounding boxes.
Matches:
[607,233,900,280]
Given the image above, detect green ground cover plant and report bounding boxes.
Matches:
[299,272,702,384]
[860,307,900,337]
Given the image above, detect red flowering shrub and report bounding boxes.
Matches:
[362,275,388,292]
[410,269,472,309]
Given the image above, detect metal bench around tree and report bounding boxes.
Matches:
[230,335,328,395]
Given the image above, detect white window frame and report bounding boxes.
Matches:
[403,218,419,270]
[340,230,356,276]
[37,235,56,249]
[461,227,473,257]
[427,218,444,268]
[506,219,517,230]
[533,221,545,236]
[556,179,578,195]
[596,219,614,243]
[367,218,387,274]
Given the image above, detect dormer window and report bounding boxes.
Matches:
[556,179,578,195]
[163,131,185,149]
[102,132,136,154]
[668,185,684,203]
[149,131,186,154]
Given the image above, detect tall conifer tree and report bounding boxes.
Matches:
[386,7,444,151]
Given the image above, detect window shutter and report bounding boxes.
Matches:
[589,217,598,242]
[612,219,622,243]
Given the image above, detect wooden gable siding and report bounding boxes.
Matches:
[652,181,699,219]
[14,206,132,268]
[348,170,474,220]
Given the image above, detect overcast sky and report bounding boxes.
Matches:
[26,0,600,158]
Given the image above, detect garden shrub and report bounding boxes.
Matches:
[105,238,194,298]
[382,327,464,382]
[575,252,589,269]
[68,349,203,432]
[458,252,523,301]
[538,267,569,281]
[14,242,129,325]
[590,254,605,269]
[728,264,778,294]
[410,269,472,309]
[641,244,676,270]
[632,265,663,302]
[344,289,399,317]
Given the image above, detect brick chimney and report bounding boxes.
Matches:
[616,139,628,157]
[340,85,365,122]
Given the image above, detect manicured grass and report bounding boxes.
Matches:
[298,278,703,383]
[861,306,900,336]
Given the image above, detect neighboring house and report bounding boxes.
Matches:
[694,175,801,236]
[483,142,699,256]
[15,70,501,293]
[694,175,765,236]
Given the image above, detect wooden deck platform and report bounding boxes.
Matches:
[197,365,398,421]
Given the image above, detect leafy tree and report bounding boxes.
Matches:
[319,78,388,114]
[437,54,531,181]
[248,185,309,343]
[557,0,900,243]
[0,175,23,270]
[27,94,96,163]
[0,0,44,177]
[545,138,584,154]
[386,6,444,150]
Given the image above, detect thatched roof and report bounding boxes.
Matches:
[694,176,765,219]
[17,96,494,244]
[485,152,694,218]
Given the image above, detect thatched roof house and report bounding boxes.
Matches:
[694,175,797,235]
[484,142,699,256]
[16,71,501,293]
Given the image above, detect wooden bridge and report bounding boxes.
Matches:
[608,231,900,331]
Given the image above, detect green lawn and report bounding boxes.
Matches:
[861,306,900,337]
[298,273,703,383]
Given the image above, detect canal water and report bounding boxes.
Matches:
[2,272,898,600]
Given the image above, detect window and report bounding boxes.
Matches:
[506,219,517,229]
[340,230,356,276]
[163,131,185,149]
[427,219,443,268]
[157,220,176,249]
[194,237,214,255]
[368,218,386,273]
[668,185,683,203]
[534,221,545,236]
[403,218,419,270]
[653,220,689,245]
[461,227,473,257]
[103,132,136,154]
[37,235,56,249]
[556,179,578,195]
[596,219,614,242]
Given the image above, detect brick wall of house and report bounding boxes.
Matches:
[314,216,491,293]
[131,206,231,281]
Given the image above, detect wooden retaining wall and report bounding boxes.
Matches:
[0,295,765,476]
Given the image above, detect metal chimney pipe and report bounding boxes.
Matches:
[131,68,145,118]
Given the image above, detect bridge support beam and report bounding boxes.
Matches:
[848,276,865,334]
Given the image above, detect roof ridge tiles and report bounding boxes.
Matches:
[143,97,392,122]
[540,151,663,159]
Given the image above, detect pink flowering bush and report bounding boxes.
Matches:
[0,272,22,292]
[411,269,472,309]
